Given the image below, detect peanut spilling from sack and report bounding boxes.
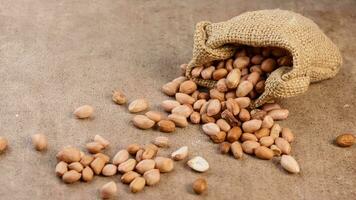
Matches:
[161,46,300,174]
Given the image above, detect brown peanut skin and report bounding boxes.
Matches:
[335,133,355,147]
[192,178,208,195]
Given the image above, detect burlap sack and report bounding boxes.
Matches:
[185,9,342,107]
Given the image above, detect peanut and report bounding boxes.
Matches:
[93,134,110,148]
[94,153,110,164]
[201,114,216,124]
[128,99,149,113]
[202,123,220,136]
[239,108,251,122]
[201,66,215,79]
[216,119,231,132]
[270,145,282,156]
[173,76,187,84]
[0,137,8,153]
[241,141,260,154]
[132,115,155,129]
[155,157,174,173]
[235,97,251,108]
[145,111,165,122]
[130,177,146,193]
[268,109,289,120]
[73,105,93,119]
[187,156,209,172]
[118,159,137,173]
[281,128,294,143]
[280,155,300,174]
[255,128,270,139]
[231,141,243,159]
[262,103,281,112]
[172,105,193,117]
[233,56,250,69]
[241,133,258,142]
[236,81,253,97]
[226,98,240,115]
[31,133,48,151]
[216,78,228,92]
[209,89,225,101]
[157,119,176,132]
[210,131,226,143]
[127,144,141,155]
[219,142,231,154]
[153,136,169,148]
[62,170,81,184]
[161,100,180,112]
[259,136,274,147]
[136,159,155,174]
[56,146,81,163]
[82,166,94,182]
[102,164,117,176]
[90,157,106,175]
[254,146,274,160]
[226,69,241,89]
[193,99,207,111]
[270,124,282,139]
[190,112,201,124]
[162,81,179,96]
[112,149,129,165]
[261,58,276,73]
[175,93,195,105]
[192,66,204,77]
[86,142,104,154]
[335,133,355,147]
[168,114,188,128]
[171,146,188,161]
[192,178,208,195]
[112,90,126,105]
[242,119,262,133]
[144,169,160,186]
[227,127,242,142]
[213,68,228,80]
[68,162,84,173]
[275,137,291,155]
[179,80,197,94]
[100,181,117,199]
[55,161,68,177]
[262,115,274,129]
[121,171,140,184]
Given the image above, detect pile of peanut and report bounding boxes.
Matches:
[152,46,300,173]
[55,135,179,197]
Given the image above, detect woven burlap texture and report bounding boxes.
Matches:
[185,9,342,107]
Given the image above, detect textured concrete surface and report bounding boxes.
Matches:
[0,0,355,199]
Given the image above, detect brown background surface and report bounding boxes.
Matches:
[0,0,355,199]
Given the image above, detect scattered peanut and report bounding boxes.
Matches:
[73,105,93,119]
[335,133,355,147]
[171,146,188,161]
[132,115,155,129]
[112,90,127,105]
[128,99,149,113]
[153,136,169,148]
[0,136,8,154]
[187,156,209,172]
[100,181,117,199]
[280,155,300,174]
[130,177,146,193]
[192,178,208,195]
[31,133,48,151]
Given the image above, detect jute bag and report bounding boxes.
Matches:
[185,9,342,107]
